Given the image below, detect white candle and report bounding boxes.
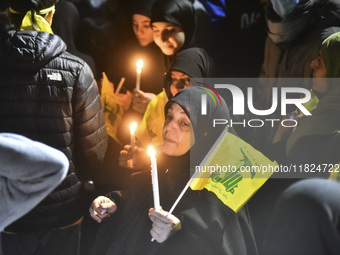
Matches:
[130,122,137,165]
[136,59,144,90]
[148,146,160,209]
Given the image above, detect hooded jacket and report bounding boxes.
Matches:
[0,30,108,232]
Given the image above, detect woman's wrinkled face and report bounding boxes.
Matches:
[170,71,190,97]
[162,103,193,156]
[310,52,328,93]
[132,14,154,47]
[152,22,185,55]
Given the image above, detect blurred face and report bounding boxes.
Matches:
[310,52,328,93]
[170,71,190,96]
[152,22,185,55]
[132,14,154,47]
[162,103,193,156]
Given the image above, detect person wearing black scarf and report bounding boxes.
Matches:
[89,87,258,255]
[164,47,212,99]
[150,0,198,69]
[105,0,167,145]
[136,47,213,148]
[106,0,166,95]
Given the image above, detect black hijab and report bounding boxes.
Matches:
[170,47,211,78]
[165,86,236,168]
[150,0,196,51]
[164,47,212,99]
[132,0,157,18]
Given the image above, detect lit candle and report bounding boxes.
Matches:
[136,59,144,90]
[148,146,160,209]
[130,122,137,165]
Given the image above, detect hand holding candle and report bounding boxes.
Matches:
[136,59,144,90]
[130,122,137,165]
[148,146,160,209]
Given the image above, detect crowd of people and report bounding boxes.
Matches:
[1,0,340,254]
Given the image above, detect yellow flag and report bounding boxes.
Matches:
[101,72,124,144]
[190,130,277,212]
[136,90,168,148]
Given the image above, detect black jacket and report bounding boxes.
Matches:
[0,30,108,232]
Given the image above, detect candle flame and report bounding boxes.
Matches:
[136,59,144,73]
[148,146,155,157]
[130,122,137,134]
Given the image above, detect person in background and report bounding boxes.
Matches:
[52,0,98,79]
[198,0,267,78]
[267,30,340,165]
[254,0,340,153]
[0,133,68,232]
[0,0,108,254]
[150,0,199,69]
[135,47,212,149]
[0,9,12,34]
[106,0,167,145]
[285,31,340,164]
[249,24,340,253]
[128,0,202,118]
[262,132,340,255]
[106,0,166,98]
[117,0,200,130]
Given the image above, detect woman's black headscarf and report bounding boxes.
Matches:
[150,0,196,51]
[132,0,157,18]
[164,47,212,99]
[165,86,236,167]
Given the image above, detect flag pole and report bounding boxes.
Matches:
[169,178,193,214]
[168,128,229,214]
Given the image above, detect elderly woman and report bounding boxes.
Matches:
[89,87,258,254]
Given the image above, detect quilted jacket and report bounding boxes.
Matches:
[0,30,108,232]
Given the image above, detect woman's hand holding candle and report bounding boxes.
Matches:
[149,208,181,243]
[131,89,156,114]
[118,145,148,170]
